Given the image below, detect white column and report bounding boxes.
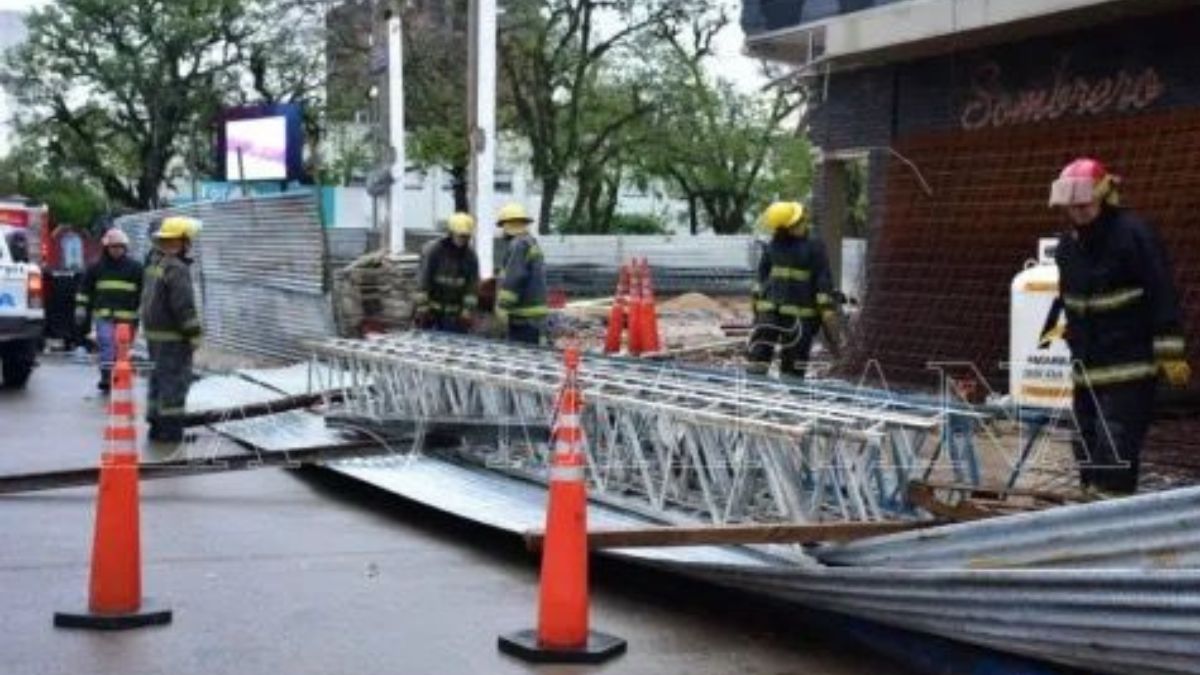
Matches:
[387,13,406,256]
[468,0,497,278]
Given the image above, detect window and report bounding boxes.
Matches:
[494,168,514,194]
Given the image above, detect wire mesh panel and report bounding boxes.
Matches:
[850,108,1200,388]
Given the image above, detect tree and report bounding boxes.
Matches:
[0,141,108,229]
[402,0,471,210]
[637,12,808,234]
[499,0,713,232]
[2,0,259,210]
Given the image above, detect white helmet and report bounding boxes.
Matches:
[101,228,130,247]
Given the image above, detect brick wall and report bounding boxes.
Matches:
[808,7,1200,475]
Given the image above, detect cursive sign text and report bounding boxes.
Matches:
[960,58,1164,130]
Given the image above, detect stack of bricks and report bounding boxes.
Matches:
[332,251,422,336]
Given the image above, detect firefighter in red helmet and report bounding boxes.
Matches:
[1050,158,1190,495]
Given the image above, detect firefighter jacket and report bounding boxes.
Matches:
[497,233,548,323]
[415,236,480,318]
[77,253,143,322]
[140,251,202,346]
[753,229,835,321]
[1055,207,1186,387]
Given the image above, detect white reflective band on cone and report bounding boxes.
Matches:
[549,465,586,482]
[556,413,581,428]
[553,441,581,455]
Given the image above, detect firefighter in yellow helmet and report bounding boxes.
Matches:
[746,201,839,379]
[494,203,548,345]
[140,216,202,443]
[414,212,480,333]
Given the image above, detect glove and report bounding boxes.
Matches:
[74,306,88,327]
[1159,360,1192,388]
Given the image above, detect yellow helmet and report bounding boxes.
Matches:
[497,203,533,225]
[447,212,475,236]
[155,216,201,240]
[760,201,807,233]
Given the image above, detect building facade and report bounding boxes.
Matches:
[744,0,1200,472]
[744,0,1199,380]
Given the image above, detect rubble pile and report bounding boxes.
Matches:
[332,251,422,336]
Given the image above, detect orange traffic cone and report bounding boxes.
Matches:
[603,265,630,354]
[627,263,644,356]
[498,346,626,664]
[638,258,661,353]
[55,323,172,630]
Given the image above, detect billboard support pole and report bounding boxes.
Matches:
[386,12,405,257]
[468,0,497,279]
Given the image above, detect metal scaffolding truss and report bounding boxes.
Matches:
[311,333,994,524]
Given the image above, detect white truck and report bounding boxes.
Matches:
[0,225,43,387]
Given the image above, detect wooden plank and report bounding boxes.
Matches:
[0,440,389,495]
[523,521,935,551]
[910,480,1077,505]
[180,392,336,428]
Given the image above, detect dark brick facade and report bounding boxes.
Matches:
[806,7,1200,473]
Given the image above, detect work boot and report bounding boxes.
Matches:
[97,368,111,392]
[156,421,185,444]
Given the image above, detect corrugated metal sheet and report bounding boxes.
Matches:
[815,485,1200,569]
[114,193,334,361]
[198,364,1200,675]
[684,563,1200,675]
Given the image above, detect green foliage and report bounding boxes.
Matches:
[608,212,669,235]
[499,0,717,233]
[1,0,263,209]
[403,1,470,175]
[2,0,337,208]
[0,143,108,229]
[634,16,809,235]
[553,208,668,235]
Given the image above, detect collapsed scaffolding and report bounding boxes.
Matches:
[311,332,1001,525]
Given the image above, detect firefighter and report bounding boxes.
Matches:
[1050,157,1190,495]
[746,201,838,379]
[76,228,143,392]
[495,203,548,345]
[140,216,203,443]
[414,212,480,333]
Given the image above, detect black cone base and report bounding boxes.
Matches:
[54,599,173,630]
[498,628,627,664]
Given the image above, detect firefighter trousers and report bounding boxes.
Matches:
[1071,378,1157,494]
[147,340,194,441]
[746,314,816,379]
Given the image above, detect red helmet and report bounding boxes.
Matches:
[101,228,130,247]
[1049,157,1119,207]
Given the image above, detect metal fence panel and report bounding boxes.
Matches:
[114,192,334,361]
[536,234,757,269]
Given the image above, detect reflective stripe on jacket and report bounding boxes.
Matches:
[416,236,480,317]
[753,231,834,322]
[1055,207,1186,387]
[77,253,144,320]
[140,251,201,344]
[497,233,548,322]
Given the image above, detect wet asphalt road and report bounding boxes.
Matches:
[0,356,905,675]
